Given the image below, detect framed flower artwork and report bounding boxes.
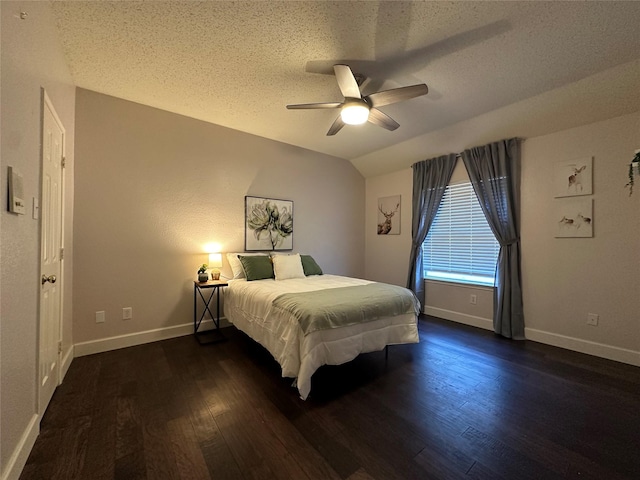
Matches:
[245,196,293,251]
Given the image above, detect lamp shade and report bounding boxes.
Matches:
[340,102,369,125]
[208,252,222,268]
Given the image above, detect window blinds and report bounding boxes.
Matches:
[422,182,499,286]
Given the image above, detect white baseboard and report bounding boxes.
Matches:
[1,414,39,480]
[525,327,640,367]
[425,306,640,367]
[60,344,74,381]
[74,318,231,357]
[4,347,75,480]
[424,306,494,331]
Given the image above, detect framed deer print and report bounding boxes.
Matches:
[554,157,592,197]
[555,198,593,238]
[245,196,293,251]
[377,195,401,235]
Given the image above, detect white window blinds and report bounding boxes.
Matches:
[422,182,499,286]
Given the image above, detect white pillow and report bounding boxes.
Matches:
[227,252,267,279]
[272,253,305,281]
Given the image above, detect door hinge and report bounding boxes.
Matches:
[60,247,64,260]
[58,341,62,355]
[61,156,66,168]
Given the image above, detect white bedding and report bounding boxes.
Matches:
[224,274,419,399]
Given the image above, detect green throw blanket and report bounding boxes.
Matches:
[272,283,420,336]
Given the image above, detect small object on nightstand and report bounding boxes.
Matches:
[197,263,209,282]
[193,279,228,345]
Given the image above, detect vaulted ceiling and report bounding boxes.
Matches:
[50,1,640,177]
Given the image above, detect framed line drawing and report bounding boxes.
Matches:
[553,157,593,197]
[245,196,293,251]
[555,198,593,238]
[377,195,401,235]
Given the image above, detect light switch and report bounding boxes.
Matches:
[32,197,39,219]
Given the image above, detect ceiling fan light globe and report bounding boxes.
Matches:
[340,104,369,125]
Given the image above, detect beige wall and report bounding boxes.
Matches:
[1,1,76,477]
[73,88,365,346]
[365,111,640,365]
[364,169,412,286]
[521,111,640,361]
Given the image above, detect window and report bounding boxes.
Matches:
[422,182,499,286]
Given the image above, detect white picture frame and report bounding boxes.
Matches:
[555,198,593,238]
[553,157,593,197]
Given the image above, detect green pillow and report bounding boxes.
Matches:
[300,255,323,276]
[239,255,274,281]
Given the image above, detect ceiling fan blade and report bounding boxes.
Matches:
[326,115,345,136]
[366,84,428,108]
[286,102,342,109]
[368,108,400,131]
[333,64,362,99]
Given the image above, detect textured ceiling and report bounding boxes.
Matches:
[50,1,640,177]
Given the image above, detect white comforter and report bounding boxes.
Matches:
[224,275,419,399]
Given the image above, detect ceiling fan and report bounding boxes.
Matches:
[286,64,428,136]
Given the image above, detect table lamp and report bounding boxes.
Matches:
[208,252,223,280]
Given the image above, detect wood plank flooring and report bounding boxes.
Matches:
[20,315,640,479]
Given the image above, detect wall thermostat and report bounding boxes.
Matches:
[8,166,26,215]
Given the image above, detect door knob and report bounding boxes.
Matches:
[41,274,57,285]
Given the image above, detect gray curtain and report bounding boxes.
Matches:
[461,138,524,339]
[406,154,457,305]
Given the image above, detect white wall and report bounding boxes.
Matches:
[365,169,412,286]
[73,88,365,350]
[365,111,640,366]
[521,112,640,363]
[0,2,76,478]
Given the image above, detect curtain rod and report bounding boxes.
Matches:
[413,138,526,167]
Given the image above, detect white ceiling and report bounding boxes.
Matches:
[50,1,640,177]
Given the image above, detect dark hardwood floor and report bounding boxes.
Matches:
[21,315,640,479]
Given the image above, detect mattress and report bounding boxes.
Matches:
[224,274,419,399]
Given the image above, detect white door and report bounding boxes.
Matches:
[39,91,65,415]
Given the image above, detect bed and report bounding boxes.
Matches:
[223,253,420,399]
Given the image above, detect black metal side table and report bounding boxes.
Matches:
[193,280,228,344]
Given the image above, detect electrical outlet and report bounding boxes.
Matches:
[123,307,132,320]
[587,313,599,326]
[96,311,105,323]
[470,294,477,305]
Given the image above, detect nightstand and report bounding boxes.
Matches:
[193,279,228,344]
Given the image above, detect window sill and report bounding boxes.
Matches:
[424,278,495,290]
